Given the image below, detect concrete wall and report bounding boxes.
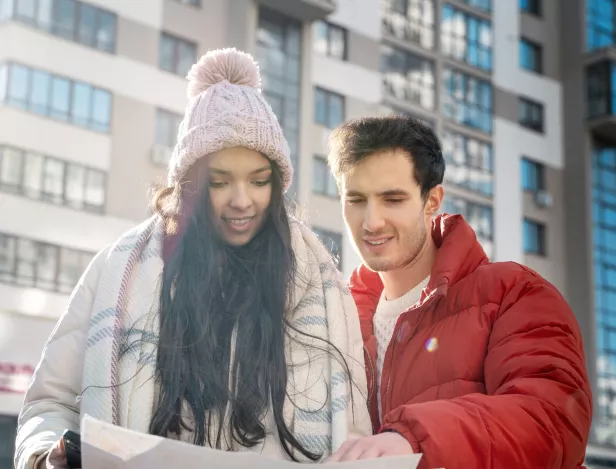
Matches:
[560,0,598,431]
[522,164,566,292]
[492,0,564,269]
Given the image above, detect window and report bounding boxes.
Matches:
[0,233,93,293]
[154,108,182,165]
[442,68,492,133]
[593,147,616,432]
[0,145,106,213]
[441,5,492,72]
[0,415,17,469]
[521,158,544,192]
[442,196,493,258]
[7,64,29,109]
[313,21,347,60]
[153,108,181,165]
[520,38,542,74]
[5,0,117,52]
[382,0,435,50]
[0,0,14,21]
[0,63,112,132]
[463,0,491,12]
[523,219,546,255]
[258,8,302,193]
[14,0,36,25]
[313,156,338,198]
[159,33,197,76]
[387,106,435,128]
[312,227,343,269]
[587,0,614,51]
[442,129,493,196]
[381,44,435,110]
[0,64,6,104]
[518,97,544,132]
[520,0,541,16]
[315,87,345,129]
[0,147,22,190]
[587,60,616,118]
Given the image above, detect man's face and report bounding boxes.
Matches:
[341,149,441,272]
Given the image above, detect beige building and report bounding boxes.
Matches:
[0,0,613,467]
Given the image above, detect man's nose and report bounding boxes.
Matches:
[362,203,386,233]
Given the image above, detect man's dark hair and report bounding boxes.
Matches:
[328,114,445,199]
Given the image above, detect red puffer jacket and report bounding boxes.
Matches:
[350,214,592,469]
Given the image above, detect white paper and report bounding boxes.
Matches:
[81,414,423,469]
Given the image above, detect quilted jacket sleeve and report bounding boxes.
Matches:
[14,247,109,469]
[379,271,593,469]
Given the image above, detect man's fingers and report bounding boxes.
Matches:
[357,445,384,461]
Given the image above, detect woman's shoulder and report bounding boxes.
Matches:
[84,215,163,282]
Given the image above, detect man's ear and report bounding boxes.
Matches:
[424,185,444,216]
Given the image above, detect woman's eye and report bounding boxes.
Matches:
[252,179,271,187]
[208,181,227,188]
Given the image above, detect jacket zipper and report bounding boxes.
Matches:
[383,292,441,417]
[364,344,377,407]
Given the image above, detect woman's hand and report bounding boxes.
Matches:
[39,439,69,469]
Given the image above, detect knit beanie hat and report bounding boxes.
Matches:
[167,48,293,192]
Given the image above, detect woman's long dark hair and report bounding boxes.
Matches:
[148,161,323,461]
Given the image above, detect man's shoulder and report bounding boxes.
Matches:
[459,259,564,307]
[474,259,550,285]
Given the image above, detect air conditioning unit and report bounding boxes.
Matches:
[151,145,173,167]
[534,190,553,208]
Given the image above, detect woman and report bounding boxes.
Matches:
[14,48,371,469]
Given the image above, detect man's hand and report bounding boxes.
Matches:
[328,432,414,462]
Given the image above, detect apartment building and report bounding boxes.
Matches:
[0,0,612,466]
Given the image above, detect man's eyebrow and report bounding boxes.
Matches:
[378,189,410,197]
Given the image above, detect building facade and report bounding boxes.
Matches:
[0,0,611,466]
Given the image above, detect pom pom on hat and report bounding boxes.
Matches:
[186,47,261,99]
[169,47,293,192]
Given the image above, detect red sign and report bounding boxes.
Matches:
[0,362,35,394]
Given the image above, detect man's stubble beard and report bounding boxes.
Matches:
[362,222,428,273]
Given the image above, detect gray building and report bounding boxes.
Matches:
[0,0,612,466]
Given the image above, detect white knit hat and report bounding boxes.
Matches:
[167,48,293,191]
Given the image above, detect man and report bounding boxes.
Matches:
[326,115,592,469]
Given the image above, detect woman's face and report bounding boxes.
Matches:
[207,147,273,246]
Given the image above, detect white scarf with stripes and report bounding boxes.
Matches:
[80,215,371,460]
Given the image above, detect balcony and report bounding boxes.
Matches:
[587,60,616,144]
[258,0,335,21]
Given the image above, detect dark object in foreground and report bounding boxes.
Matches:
[62,430,81,469]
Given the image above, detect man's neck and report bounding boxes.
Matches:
[380,238,437,301]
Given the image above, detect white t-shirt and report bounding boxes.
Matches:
[374,276,430,418]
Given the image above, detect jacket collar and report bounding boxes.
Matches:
[351,214,490,321]
[428,213,490,294]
